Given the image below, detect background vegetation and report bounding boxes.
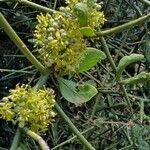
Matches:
[0,0,150,149]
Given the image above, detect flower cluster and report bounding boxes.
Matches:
[0,84,56,133]
[64,0,105,29]
[34,0,105,75]
[34,12,86,75]
[88,3,105,29]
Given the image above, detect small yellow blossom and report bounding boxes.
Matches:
[34,0,105,75]
[34,12,86,75]
[0,84,56,133]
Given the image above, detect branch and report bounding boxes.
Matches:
[99,36,133,113]
[97,13,150,36]
[0,12,48,75]
[10,128,21,150]
[55,103,95,150]
[139,0,150,6]
[13,0,58,13]
[22,128,50,150]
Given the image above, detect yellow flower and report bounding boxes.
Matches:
[34,1,105,75]
[0,84,56,133]
[34,12,86,75]
[88,7,105,29]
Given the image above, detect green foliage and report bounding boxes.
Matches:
[0,84,56,133]
[116,54,145,79]
[0,0,150,149]
[130,124,150,150]
[73,2,88,27]
[80,27,95,37]
[78,47,106,73]
[121,72,150,85]
[58,78,97,104]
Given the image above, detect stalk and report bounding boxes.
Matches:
[10,128,21,150]
[99,36,133,113]
[139,0,150,6]
[13,0,58,13]
[97,13,150,36]
[55,103,95,150]
[0,12,48,75]
[22,128,50,150]
[51,126,94,150]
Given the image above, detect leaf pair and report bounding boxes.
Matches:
[116,54,145,80]
[58,78,97,104]
[116,53,150,85]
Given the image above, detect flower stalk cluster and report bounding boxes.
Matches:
[0,84,56,133]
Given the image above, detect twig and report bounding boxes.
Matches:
[55,103,95,150]
[99,36,133,113]
[139,0,150,6]
[0,12,48,75]
[22,128,50,150]
[51,126,94,150]
[10,128,21,150]
[97,13,150,36]
[13,0,57,13]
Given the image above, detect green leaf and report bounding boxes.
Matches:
[131,124,142,146]
[58,78,98,104]
[131,124,141,140]
[78,47,106,73]
[80,27,95,37]
[138,140,150,150]
[116,54,145,79]
[121,72,150,85]
[73,3,88,27]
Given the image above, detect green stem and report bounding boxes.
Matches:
[119,145,132,150]
[89,93,101,121]
[33,74,49,91]
[10,128,21,150]
[140,99,144,124]
[139,0,150,6]
[13,0,57,13]
[55,103,95,150]
[0,68,34,74]
[0,12,48,75]
[99,36,133,113]
[97,13,150,36]
[51,126,94,150]
[119,83,133,113]
[99,37,116,72]
[22,128,50,150]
